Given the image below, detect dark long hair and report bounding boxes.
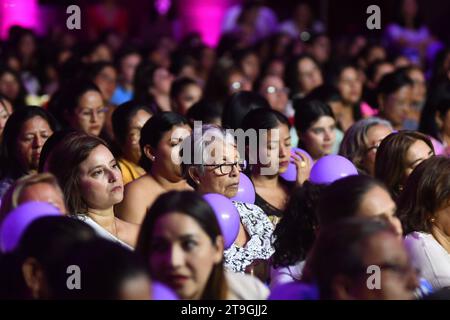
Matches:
[136,191,228,300]
[397,156,450,235]
[0,106,58,180]
[272,181,325,268]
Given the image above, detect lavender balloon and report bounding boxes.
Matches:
[230,173,255,204]
[280,148,313,182]
[203,193,240,249]
[0,201,62,253]
[152,281,179,300]
[309,155,358,185]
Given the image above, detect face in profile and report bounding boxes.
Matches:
[191,140,241,198]
[16,116,53,173]
[403,139,434,178]
[0,98,13,137]
[256,123,291,175]
[77,144,124,211]
[69,90,106,136]
[362,124,393,176]
[148,212,223,300]
[333,231,418,300]
[300,116,336,160]
[357,185,403,237]
[125,109,152,164]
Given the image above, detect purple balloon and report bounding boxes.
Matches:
[230,173,255,204]
[0,201,61,253]
[280,148,313,182]
[309,155,358,185]
[203,193,240,249]
[151,281,179,300]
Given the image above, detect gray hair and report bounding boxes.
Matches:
[339,117,393,174]
[180,124,236,179]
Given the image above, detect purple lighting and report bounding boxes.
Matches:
[0,0,39,38]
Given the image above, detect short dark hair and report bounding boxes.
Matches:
[377,69,413,98]
[294,98,335,134]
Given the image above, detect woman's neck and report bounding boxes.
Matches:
[86,207,117,232]
[431,225,450,254]
[150,166,186,190]
[251,169,280,188]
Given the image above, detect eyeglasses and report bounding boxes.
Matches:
[265,86,289,95]
[204,161,246,175]
[230,81,244,91]
[79,107,108,119]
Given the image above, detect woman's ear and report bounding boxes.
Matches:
[22,257,46,299]
[188,166,201,185]
[213,235,224,263]
[143,145,156,162]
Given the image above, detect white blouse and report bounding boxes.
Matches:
[405,231,450,290]
[73,214,134,251]
[224,201,275,273]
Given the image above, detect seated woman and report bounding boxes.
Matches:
[375,130,434,200]
[300,218,418,300]
[398,156,450,290]
[136,191,269,300]
[293,99,337,162]
[0,173,67,223]
[0,106,58,200]
[180,124,274,276]
[48,82,107,137]
[271,175,403,288]
[339,117,393,176]
[116,112,192,224]
[242,108,311,223]
[111,101,152,185]
[45,131,138,249]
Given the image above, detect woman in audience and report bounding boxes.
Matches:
[339,117,393,176]
[137,191,269,300]
[0,107,57,200]
[111,101,152,185]
[181,124,274,276]
[398,156,450,290]
[294,99,337,162]
[374,131,434,199]
[242,108,311,223]
[45,131,138,249]
[170,77,202,116]
[285,54,323,99]
[116,112,192,224]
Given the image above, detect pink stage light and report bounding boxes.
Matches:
[0,0,39,39]
[179,0,232,47]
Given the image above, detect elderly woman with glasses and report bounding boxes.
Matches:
[339,117,394,176]
[180,125,274,279]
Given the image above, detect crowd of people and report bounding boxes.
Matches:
[0,0,449,300]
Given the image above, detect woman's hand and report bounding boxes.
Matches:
[291,150,312,187]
